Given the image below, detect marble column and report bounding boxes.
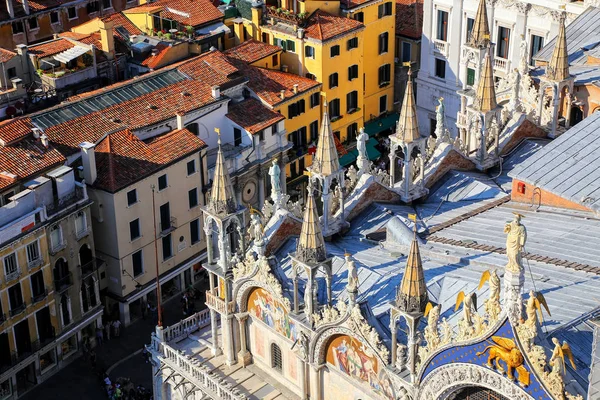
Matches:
[321,180,330,233]
[208,274,220,356]
[258,169,265,210]
[309,364,323,400]
[403,158,410,198]
[389,151,396,187]
[390,324,397,368]
[293,274,299,314]
[236,313,252,367]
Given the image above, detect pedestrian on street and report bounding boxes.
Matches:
[113,319,121,337]
[105,320,111,341]
[96,326,104,346]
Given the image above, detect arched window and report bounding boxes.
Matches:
[271,343,282,373]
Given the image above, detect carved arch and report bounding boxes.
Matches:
[234,280,289,313]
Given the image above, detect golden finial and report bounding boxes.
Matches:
[215,127,221,145]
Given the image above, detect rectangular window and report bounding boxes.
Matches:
[75,212,86,234]
[272,54,278,66]
[50,226,62,249]
[347,37,358,50]
[234,127,242,146]
[306,73,316,80]
[329,99,340,119]
[67,7,77,19]
[7,67,16,79]
[378,2,392,18]
[346,91,358,112]
[310,120,319,142]
[127,189,137,206]
[347,123,358,143]
[188,188,199,209]
[379,32,389,54]
[288,100,305,119]
[190,219,200,244]
[466,17,474,41]
[87,1,99,13]
[378,64,391,86]
[305,45,315,59]
[4,253,17,275]
[162,234,172,260]
[132,250,143,277]
[12,21,24,34]
[158,174,168,191]
[437,10,448,41]
[401,42,411,63]
[354,12,364,22]
[187,160,196,176]
[497,26,511,59]
[297,126,307,147]
[262,32,268,42]
[159,203,170,232]
[530,34,544,65]
[467,67,475,86]
[102,0,112,8]
[28,17,38,30]
[8,283,23,310]
[348,64,358,81]
[27,241,40,264]
[30,270,44,298]
[129,219,141,241]
[330,45,340,57]
[379,95,387,114]
[310,92,320,108]
[286,39,296,53]
[258,130,264,141]
[329,73,338,89]
[435,58,446,79]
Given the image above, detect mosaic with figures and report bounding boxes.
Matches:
[247,287,297,341]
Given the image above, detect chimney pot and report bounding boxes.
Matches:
[79,142,97,184]
[32,127,40,139]
[293,84,298,94]
[176,113,184,130]
[280,90,285,99]
[211,86,220,99]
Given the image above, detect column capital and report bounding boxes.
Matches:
[235,312,250,323]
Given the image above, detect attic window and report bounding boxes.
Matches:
[147,105,158,110]
[181,92,191,97]
[111,118,122,123]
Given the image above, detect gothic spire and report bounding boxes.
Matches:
[396,67,420,143]
[474,50,498,112]
[296,180,327,264]
[208,129,237,215]
[312,101,341,177]
[396,225,428,314]
[468,0,491,48]
[547,14,570,82]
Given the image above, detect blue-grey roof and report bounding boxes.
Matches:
[31,69,188,130]
[508,111,600,213]
[534,6,600,65]
[531,64,600,84]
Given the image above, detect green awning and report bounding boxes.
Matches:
[364,112,399,137]
[366,138,381,160]
[339,149,358,166]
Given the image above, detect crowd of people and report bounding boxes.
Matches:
[103,375,151,400]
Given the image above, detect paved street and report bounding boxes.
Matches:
[21,292,205,400]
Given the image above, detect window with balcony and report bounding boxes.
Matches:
[346,91,358,113]
[158,174,168,191]
[310,92,320,108]
[379,32,389,54]
[26,241,41,268]
[271,343,283,372]
[53,259,71,292]
[354,11,364,22]
[28,17,38,30]
[435,58,446,79]
[8,283,24,316]
[530,34,544,65]
[437,10,448,41]
[67,6,77,19]
[305,45,315,59]
[162,234,172,260]
[75,211,87,238]
[378,64,391,86]
[3,253,18,280]
[127,189,137,206]
[160,203,171,233]
[379,95,387,114]
[466,17,474,41]
[378,2,392,18]
[234,127,242,146]
[310,120,318,142]
[188,188,199,209]
[497,26,511,59]
[190,219,200,244]
[30,271,46,303]
[12,21,24,34]
[49,225,62,250]
[187,160,196,176]
[347,37,358,50]
[329,73,338,89]
[329,99,341,119]
[330,45,340,57]
[467,68,475,86]
[348,64,358,81]
[402,42,412,63]
[129,219,141,241]
[132,250,143,277]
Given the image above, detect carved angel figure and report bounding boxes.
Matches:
[456,291,477,326]
[504,212,527,273]
[479,269,501,322]
[549,338,576,377]
[524,290,551,331]
[440,318,453,345]
[424,302,441,351]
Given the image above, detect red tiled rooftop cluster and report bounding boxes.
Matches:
[224,39,281,64]
[153,0,223,27]
[178,50,240,86]
[396,0,423,40]
[226,98,285,134]
[304,10,363,42]
[28,38,75,58]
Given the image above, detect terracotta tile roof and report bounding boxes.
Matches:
[93,128,206,192]
[226,98,284,134]
[101,12,143,41]
[304,10,363,42]
[155,0,223,27]
[0,48,16,63]
[178,51,240,86]
[0,138,65,190]
[228,59,321,106]
[45,79,215,154]
[122,4,164,13]
[0,118,33,145]
[224,39,281,64]
[396,0,423,40]
[29,38,75,58]
[59,32,104,50]
[140,43,171,69]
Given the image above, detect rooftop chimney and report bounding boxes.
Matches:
[32,127,40,139]
[97,19,115,59]
[79,142,97,185]
[297,28,305,39]
[6,0,14,18]
[280,90,285,99]
[40,134,48,148]
[176,112,184,130]
[10,78,22,90]
[22,0,29,14]
[293,84,298,94]
[211,86,220,99]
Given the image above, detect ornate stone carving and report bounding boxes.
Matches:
[504,212,527,274]
[233,255,291,310]
[261,201,274,220]
[345,304,389,361]
[247,212,264,245]
[312,300,348,328]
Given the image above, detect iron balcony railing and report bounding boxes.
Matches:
[159,217,177,236]
[80,258,103,278]
[4,269,21,284]
[54,272,73,293]
[31,288,49,304]
[9,302,26,317]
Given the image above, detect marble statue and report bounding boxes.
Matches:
[549,338,575,376]
[269,158,281,193]
[396,344,407,370]
[434,97,447,142]
[504,212,527,273]
[524,290,550,331]
[345,253,359,292]
[519,36,529,76]
[357,128,368,159]
[248,213,264,244]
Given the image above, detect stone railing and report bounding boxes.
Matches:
[163,309,211,343]
[433,39,449,57]
[206,290,235,314]
[159,343,248,400]
[494,57,509,73]
[40,66,97,90]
